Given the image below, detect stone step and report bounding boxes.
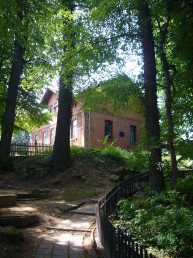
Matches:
[69,203,96,216]
[17,193,33,199]
[0,214,40,228]
[47,226,92,232]
[0,226,23,240]
[56,201,86,212]
[0,194,16,207]
[17,189,50,200]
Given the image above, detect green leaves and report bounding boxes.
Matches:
[115,189,193,257]
[78,74,143,115]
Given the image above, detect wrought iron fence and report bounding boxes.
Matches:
[96,173,157,258]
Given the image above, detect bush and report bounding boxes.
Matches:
[114,190,193,257]
[70,145,128,166]
[126,149,149,171]
[176,174,193,203]
[0,156,14,172]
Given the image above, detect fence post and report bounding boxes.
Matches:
[35,141,37,155]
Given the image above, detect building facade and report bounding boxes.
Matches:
[30,89,143,149]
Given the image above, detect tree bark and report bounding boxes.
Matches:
[0,39,25,159]
[0,0,26,160]
[160,48,178,189]
[156,5,178,189]
[51,79,73,171]
[51,1,75,172]
[137,0,165,192]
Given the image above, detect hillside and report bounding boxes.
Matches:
[0,146,139,258]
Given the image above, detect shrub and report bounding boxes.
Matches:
[114,190,193,257]
[0,156,14,172]
[126,148,149,171]
[176,174,193,203]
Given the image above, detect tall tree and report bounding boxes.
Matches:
[51,0,75,171]
[76,0,165,191]
[0,0,27,159]
[0,0,60,159]
[154,2,178,188]
[137,0,165,192]
[151,0,193,187]
[51,0,124,171]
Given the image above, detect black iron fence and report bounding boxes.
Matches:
[96,173,156,258]
[10,142,53,156]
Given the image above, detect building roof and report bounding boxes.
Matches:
[41,88,57,105]
[41,88,79,106]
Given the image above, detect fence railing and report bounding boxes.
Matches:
[10,142,53,156]
[96,173,157,258]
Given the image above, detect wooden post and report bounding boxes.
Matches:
[35,141,37,155]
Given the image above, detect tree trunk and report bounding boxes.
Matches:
[0,50,4,75]
[0,0,27,160]
[160,50,178,189]
[51,1,75,172]
[51,78,73,171]
[137,0,165,192]
[0,39,25,158]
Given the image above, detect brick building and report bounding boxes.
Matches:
[30,88,143,149]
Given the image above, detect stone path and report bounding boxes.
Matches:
[35,203,96,258]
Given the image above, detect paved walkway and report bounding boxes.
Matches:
[35,203,96,258]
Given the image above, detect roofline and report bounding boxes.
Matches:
[41,88,57,105]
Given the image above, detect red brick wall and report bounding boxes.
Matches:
[89,111,143,149]
[48,92,58,107]
[30,91,143,149]
[30,95,86,147]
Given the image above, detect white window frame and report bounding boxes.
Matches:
[50,128,54,145]
[72,120,77,139]
[43,131,46,145]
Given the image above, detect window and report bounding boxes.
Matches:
[35,135,38,143]
[119,131,124,137]
[72,120,77,138]
[54,103,58,112]
[105,120,113,139]
[130,125,137,144]
[50,128,54,145]
[43,131,46,145]
[123,101,127,107]
[50,105,53,113]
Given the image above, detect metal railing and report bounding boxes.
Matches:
[96,173,157,258]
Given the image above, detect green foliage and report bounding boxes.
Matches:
[0,0,60,133]
[16,154,52,180]
[0,156,14,172]
[126,148,149,171]
[115,190,193,257]
[71,144,149,175]
[175,139,193,164]
[109,174,120,182]
[70,189,97,199]
[70,145,127,166]
[12,130,30,144]
[77,74,144,116]
[176,174,193,204]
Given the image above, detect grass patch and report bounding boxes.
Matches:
[70,190,97,199]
